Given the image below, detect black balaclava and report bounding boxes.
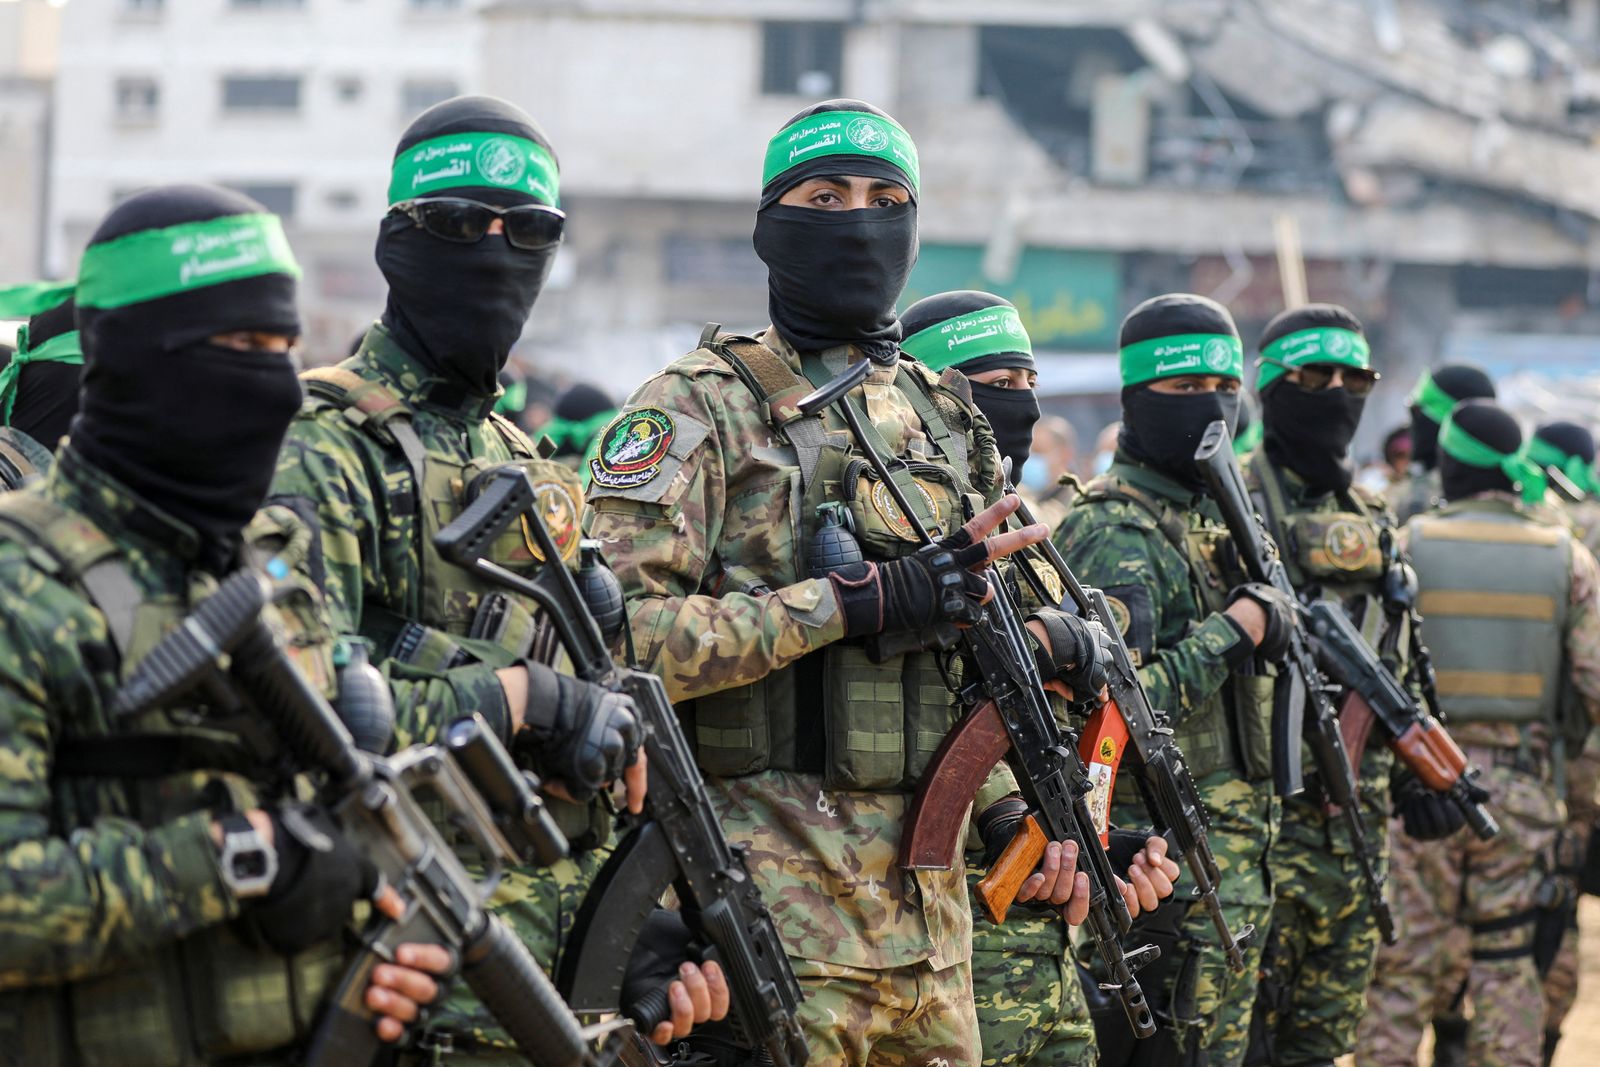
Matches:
[378,95,561,399]
[1533,421,1597,466]
[1118,294,1242,488]
[1258,303,1369,493]
[1439,400,1523,501]
[10,297,82,447]
[1411,363,1495,469]
[72,184,303,564]
[900,289,1039,482]
[752,100,919,363]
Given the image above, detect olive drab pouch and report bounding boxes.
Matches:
[822,642,907,790]
[686,674,778,779]
[838,459,963,561]
[901,651,959,785]
[68,956,191,1067]
[180,925,338,1058]
[1282,510,1385,583]
[1237,672,1278,783]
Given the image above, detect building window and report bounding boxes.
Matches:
[222,76,302,113]
[226,182,297,221]
[663,235,764,286]
[761,22,844,97]
[409,0,462,9]
[400,79,459,116]
[114,77,160,123]
[121,0,165,15]
[230,0,306,8]
[326,189,361,212]
[334,77,363,103]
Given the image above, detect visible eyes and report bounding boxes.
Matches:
[871,193,901,208]
[811,189,845,207]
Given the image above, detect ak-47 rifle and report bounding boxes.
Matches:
[434,467,809,1067]
[796,360,1159,1039]
[1002,485,1254,973]
[110,570,599,1067]
[1195,420,1397,944]
[1306,597,1499,840]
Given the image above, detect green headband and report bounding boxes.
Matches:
[544,408,617,454]
[0,280,75,319]
[1119,333,1243,387]
[74,213,300,310]
[1438,413,1546,505]
[901,305,1031,372]
[495,379,528,416]
[389,131,560,207]
[1233,418,1264,456]
[762,110,919,193]
[1526,436,1600,498]
[1257,327,1370,391]
[1408,370,1459,427]
[0,323,83,426]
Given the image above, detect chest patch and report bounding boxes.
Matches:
[526,478,581,563]
[591,408,676,490]
[1322,518,1376,572]
[869,478,941,542]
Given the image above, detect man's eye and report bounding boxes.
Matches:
[873,196,897,208]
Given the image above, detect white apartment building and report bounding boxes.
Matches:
[0,0,61,289]
[47,0,482,356]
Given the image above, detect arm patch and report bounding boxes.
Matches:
[1101,583,1156,667]
[586,408,712,505]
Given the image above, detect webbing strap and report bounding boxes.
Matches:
[301,366,429,508]
[1473,908,1539,933]
[895,365,970,486]
[0,493,137,659]
[713,337,829,490]
[53,733,253,778]
[80,560,141,661]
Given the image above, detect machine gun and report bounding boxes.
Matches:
[795,359,1158,1039]
[111,569,598,1067]
[1001,487,1253,974]
[1306,598,1498,840]
[434,467,809,1067]
[1195,419,1396,944]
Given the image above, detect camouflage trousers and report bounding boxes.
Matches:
[401,847,611,1066]
[1089,774,1279,1067]
[1543,745,1600,1037]
[1250,765,1391,1064]
[968,868,1096,1067]
[1355,751,1563,1067]
[791,956,980,1067]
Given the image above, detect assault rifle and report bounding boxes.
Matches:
[1306,598,1499,841]
[1002,486,1254,973]
[796,360,1158,1039]
[110,570,599,1067]
[434,467,809,1067]
[1195,420,1396,944]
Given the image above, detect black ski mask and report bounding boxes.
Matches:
[1262,380,1365,493]
[968,382,1040,485]
[753,99,920,362]
[8,297,82,448]
[1120,386,1240,488]
[71,185,304,563]
[377,96,562,398]
[1410,364,1495,470]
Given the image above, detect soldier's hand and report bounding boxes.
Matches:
[1015,839,1090,916]
[1025,610,1110,701]
[369,887,455,1044]
[1225,584,1296,661]
[827,495,1048,637]
[653,961,731,1046]
[510,662,641,803]
[621,909,732,1045]
[1122,835,1181,915]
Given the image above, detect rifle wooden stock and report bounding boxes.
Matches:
[900,701,1013,870]
[1337,691,1379,793]
[975,815,1049,923]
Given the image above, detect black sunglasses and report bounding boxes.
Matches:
[389,197,565,251]
[1265,359,1380,397]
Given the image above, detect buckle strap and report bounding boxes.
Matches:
[53,733,256,778]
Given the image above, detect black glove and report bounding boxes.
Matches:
[1226,583,1297,662]
[1393,773,1466,841]
[620,908,703,1031]
[1028,609,1109,701]
[1106,828,1161,873]
[248,803,377,955]
[516,661,640,802]
[827,527,995,638]
[976,796,1032,868]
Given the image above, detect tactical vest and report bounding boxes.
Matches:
[301,367,579,671]
[1407,499,1574,734]
[0,426,53,490]
[681,332,984,791]
[1079,472,1277,783]
[0,493,341,1067]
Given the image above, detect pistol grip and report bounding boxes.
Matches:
[975,815,1048,924]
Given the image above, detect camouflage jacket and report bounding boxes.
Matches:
[269,325,519,735]
[0,449,462,1011]
[587,329,1018,971]
[1053,456,1249,725]
[1385,466,1441,525]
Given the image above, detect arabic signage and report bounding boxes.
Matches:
[900,245,1122,350]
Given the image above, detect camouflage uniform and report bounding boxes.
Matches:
[0,449,468,1065]
[1241,455,1404,1065]
[269,324,604,1062]
[1055,457,1280,1067]
[587,330,1021,1065]
[1356,495,1600,1067]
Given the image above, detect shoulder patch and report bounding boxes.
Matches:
[1101,583,1156,666]
[587,407,712,504]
